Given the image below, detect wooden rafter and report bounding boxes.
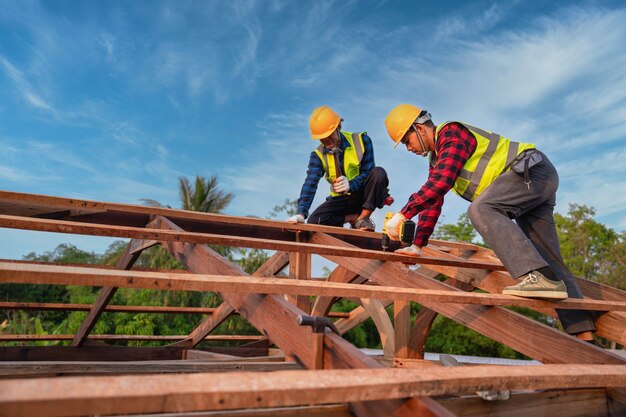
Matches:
[310,232,626,365]
[1,365,624,417]
[3,261,623,311]
[153,216,452,417]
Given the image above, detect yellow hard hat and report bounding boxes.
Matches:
[385,104,422,148]
[310,105,341,140]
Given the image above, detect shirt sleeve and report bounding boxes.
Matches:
[400,123,476,247]
[297,151,324,218]
[348,133,375,193]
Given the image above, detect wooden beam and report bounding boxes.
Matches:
[153,216,451,417]
[420,245,626,346]
[0,213,506,270]
[408,279,474,359]
[71,239,143,346]
[0,365,624,417]
[0,301,350,318]
[394,300,411,359]
[287,232,312,313]
[173,251,292,348]
[0,346,269,362]
[0,301,218,315]
[439,388,622,417]
[0,335,263,342]
[311,266,359,316]
[310,232,626,365]
[2,261,625,311]
[0,360,299,377]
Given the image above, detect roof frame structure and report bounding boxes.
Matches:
[1,190,625,417]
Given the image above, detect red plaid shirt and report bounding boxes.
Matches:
[400,122,477,247]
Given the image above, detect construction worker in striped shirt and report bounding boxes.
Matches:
[287,105,391,231]
[382,103,595,342]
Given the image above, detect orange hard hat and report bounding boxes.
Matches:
[384,104,422,148]
[309,105,341,140]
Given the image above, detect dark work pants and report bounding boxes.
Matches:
[467,152,595,334]
[308,167,389,227]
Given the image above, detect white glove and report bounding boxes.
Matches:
[395,244,422,257]
[287,214,305,224]
[332,176,350,194]
[385,212,406,241]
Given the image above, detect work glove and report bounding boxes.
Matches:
[287,214,305,224]
[395,244,422,257]
[385,212,406,241]
[332,176,350,194]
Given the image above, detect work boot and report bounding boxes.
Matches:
[502,271,568,300]
[353,217,375,231]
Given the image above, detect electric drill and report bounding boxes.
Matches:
[381,212,416,251]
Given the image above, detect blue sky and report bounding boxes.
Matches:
[1,0,626,260]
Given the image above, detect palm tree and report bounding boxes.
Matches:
[178,176,233,213]
[137,175,234,264]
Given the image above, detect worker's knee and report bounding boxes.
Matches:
[369,166,388,184]
[467,201,490,232]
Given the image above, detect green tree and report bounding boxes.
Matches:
[432,213,484,245]
[555,204,620,281]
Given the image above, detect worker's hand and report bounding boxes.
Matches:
[332,176,350,194]
[385,212,406,241]
[395,244,422,257]
[287,214,305,224]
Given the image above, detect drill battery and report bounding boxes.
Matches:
[381,212,416,251]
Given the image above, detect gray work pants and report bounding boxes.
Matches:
[467,151,596,334]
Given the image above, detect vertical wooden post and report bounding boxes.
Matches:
[311,333,325,369]
[288,232,311,313]
[394,300,411,359]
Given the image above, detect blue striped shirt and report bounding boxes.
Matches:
[297,132,375,217]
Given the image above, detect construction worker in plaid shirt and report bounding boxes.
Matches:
[287,105,391,231]
[383,104,595,342]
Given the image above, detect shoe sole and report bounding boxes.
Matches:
[502,289,568,300]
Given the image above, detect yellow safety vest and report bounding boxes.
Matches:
[314,131,366,197]
[434,122,535,201]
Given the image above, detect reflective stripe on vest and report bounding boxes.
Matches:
[314,131,366,197]
[435,122,535,201]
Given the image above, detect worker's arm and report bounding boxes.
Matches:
[296,151,325,218]
[348,133,375,192]
[400,123,476,246]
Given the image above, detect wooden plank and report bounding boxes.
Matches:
[0,346,269,362]
[0,335,263,342]
[439,388,618,417]
[0,365,624,417]
[174,251,293,348]
[0,213,506,270]
[311,266,359,316]
[0,301,349,317]
[408,279,474,359]
[72,236,148,346]
[334,301,392,335]
[119,404,351,417]
[1,261,625,311]
[0,301,219,315]
[0,190,486,256]
[173,302,236,348]
[153,216,450,417]
[0,360,299,377]
[310,233,626,365]
[420,246,626,346]
[360,298,395,358]
[394,300,411,359]
[288,232,312,313]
